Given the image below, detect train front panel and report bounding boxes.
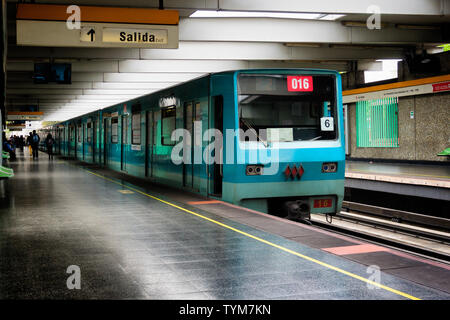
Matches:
[220,70,345,219]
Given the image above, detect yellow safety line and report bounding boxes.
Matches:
[82,167,420,300]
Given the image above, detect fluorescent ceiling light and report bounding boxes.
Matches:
[396,24,440,30]
[319,14,346,21]
[190,10,323,20]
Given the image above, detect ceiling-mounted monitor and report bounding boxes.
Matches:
[33,63,72,84]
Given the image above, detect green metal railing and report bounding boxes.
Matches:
[356,97,399,148]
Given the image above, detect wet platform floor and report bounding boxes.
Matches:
[0,151,449,300]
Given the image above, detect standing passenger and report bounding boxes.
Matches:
[19,135,24,151]
[27,132,33,157]
[31,130,40,159]
[45,133,55,160]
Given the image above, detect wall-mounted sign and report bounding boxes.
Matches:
[432,81,450,92]
[344,84,430,103]
[343,76,450,103]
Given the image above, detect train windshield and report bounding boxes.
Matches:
[237,74,337,143]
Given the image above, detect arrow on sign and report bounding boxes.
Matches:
[87,28,95,42]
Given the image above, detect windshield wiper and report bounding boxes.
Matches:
[309,136,322,141]
[240,118,268,147]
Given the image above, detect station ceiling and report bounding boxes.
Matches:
[5,0,450,122]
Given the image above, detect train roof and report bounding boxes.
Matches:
[213,68,340,76]
[46,68,341,126]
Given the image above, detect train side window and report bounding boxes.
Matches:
[161,107,176,146]
[132,112,141,145]
[87,121,92,143]
[77,124,81,142]
[153,111,160,146]
[194,102,202,147]
[111,117,119,143]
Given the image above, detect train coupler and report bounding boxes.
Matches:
[282,200,311,222]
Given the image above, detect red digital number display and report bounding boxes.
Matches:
[287,76,313,92]
[313,199,332,208]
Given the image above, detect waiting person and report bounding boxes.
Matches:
[3,133,16,161]
[45,133,55,160]
[31,130,40,159]
[27,132,33,157]
[19,135,25,151]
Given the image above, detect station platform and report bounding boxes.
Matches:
[1,150,450,300]
[345,160,450,201]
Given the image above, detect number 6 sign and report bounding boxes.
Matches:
[320,117,334,131]
[287,76,313,92]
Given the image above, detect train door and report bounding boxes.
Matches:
[82,123,86,160]
[76,123,81,159]
[145,111,153,177]
[103,118,107,166]
[92,120,96,163]
[183,102,193,188]
[152,111,160,177]
[56,128,64,154]
[67,127,70,156]
[68,126,71,156]
[70,125,75,157]
[121,115,128,172]
[211,96,223,196]
[193,102,202,191]
[55,128,59,154]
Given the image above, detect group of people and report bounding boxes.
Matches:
[2,131,55,160]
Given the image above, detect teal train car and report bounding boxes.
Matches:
[44,69,345,221]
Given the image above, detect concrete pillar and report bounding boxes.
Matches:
[1,0,7,128]
[341,69,366,90]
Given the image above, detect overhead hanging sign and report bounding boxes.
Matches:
[6,124,26,130]
[16,4,179,49]
[7,112,44,121]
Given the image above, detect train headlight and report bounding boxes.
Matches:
[246,165,263,175]
[322,162,337,173]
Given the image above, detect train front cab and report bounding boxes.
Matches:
[217,70,345,220]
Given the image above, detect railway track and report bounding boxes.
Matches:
[309,201,450,263]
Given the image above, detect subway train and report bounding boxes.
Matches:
[41,69,345,220]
